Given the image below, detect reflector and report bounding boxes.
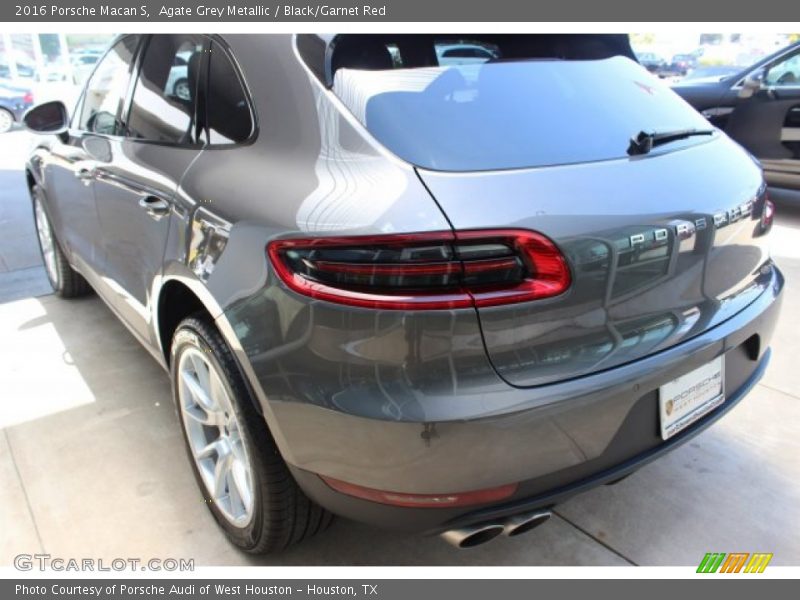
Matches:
[320,475,518,508]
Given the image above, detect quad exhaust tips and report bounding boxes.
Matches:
[503,510,552,537]
[440,510,552,548]
[440,523,506,549]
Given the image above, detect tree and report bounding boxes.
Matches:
[630,33,656,47]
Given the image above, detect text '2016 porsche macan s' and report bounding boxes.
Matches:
[23,34,783,551]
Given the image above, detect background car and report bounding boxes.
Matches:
[35,64,67,83]
[636,51,668,76]
[669,53,697,75]
[0,62,36,80]
[165,50,192,100]
[673,41,800,191]
[435,42,499,66]
[0,81,34,133]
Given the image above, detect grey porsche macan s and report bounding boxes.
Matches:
[23,34,783,552]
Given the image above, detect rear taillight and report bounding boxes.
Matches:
[762,196,775,229]
[267,229,571,310]
[23,91,34,104]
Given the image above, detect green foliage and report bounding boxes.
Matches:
[630,33,656,47]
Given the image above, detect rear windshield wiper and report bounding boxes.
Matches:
[627,128,715,156]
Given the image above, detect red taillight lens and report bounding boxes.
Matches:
[456,229,571,308]
[762,197,775,229]
[320,475,518,508]
[23,91,34,104]
[267,229,571,310]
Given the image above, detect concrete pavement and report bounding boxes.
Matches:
[1,130,799,566]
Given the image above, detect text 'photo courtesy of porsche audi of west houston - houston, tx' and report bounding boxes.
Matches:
[22,34,782,552]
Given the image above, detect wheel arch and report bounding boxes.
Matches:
[154,273,265,419]
[25,168,36,192]
[156,278,211,366]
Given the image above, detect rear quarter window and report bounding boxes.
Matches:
[206,42,254,145]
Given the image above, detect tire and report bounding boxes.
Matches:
[173,78,190,101]
[170,317,332,553]
[31,185,92,298]
[0,108,14,134]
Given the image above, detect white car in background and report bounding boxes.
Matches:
[435,43,499,66]
[166,51,192,100]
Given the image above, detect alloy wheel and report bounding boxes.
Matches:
[33,196,58,286]
[174,80,191,101]
[177,346,255,527]
[0,109,12,134]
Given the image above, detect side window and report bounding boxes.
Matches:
[126,35,206,144]
[766,52,800,87]
[78,36,139,135]
[206,42,254,145]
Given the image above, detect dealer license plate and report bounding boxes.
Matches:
[658,356,725,440]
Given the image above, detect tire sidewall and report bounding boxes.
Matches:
[170,322,266,551]
[31,185,63,292]
[173,78,189,99]
[0,108,13,134]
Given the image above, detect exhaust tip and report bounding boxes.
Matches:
[503,510,552,537]
[441,523,505,549]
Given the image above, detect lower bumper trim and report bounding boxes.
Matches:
[433,347,771,535]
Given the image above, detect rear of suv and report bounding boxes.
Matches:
[24,34,782,552]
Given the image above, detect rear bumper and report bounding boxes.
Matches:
[292,344,771,534]
[248,263,783,533]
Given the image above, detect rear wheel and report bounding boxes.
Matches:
[171,317,332,553]
[32,185,91,298]
[173,78,190,101]
[0,108,14,134]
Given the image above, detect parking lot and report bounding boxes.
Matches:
[1,128,799,566]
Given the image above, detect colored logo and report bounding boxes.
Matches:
[697,552,773,573]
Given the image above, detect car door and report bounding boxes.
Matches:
[91,34,207,343]
[724,47,800,189]
[40,35,140,279]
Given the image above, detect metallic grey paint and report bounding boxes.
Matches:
[419,136,771,386]
[25,33,784,535]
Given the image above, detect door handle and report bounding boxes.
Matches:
[74,163,96,180]
[138,195,170,217]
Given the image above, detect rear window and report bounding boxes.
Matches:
[332,57,713,172]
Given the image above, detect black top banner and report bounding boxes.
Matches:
[2,0,798,22]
